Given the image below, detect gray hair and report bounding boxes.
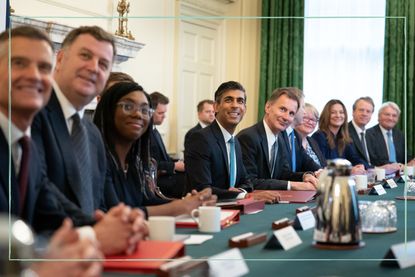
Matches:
[378,101,401,116]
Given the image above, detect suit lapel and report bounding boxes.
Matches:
[257,123,272,175]
[154,128,169,160]
[0,130,21,215]
[349,122,365,158]
[47,92,85,208]
[211,121,229,176]
[279,131,292,166]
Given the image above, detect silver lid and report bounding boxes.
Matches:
[326,158,352,176]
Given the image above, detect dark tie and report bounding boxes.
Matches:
[18,136,30,214]
[270,139,278,178]
[290,131,296,172]
[228,136,236,188]
[360,131,369,162]
[387,130,397,163]
[70,113,93,214]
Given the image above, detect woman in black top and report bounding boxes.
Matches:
[94,82,214,217]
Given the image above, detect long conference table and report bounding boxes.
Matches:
[105,183,415,277]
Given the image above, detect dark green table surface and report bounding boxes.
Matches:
[105,184,415,277]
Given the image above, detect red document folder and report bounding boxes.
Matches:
[175,209,240,229]
[216,198,265,214]
[104,241,185,273]
[255,190,317,203]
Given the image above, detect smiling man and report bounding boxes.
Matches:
[366,101,414,166]
[31,26,147,255]
[237,88,318,191]
[348,97,374,166]
[185,81,280,202]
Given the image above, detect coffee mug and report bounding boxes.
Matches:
[375,167,385,181]
[191,206,221,233]
[148,216,175,241]
[406,166,415,177]
[354,175,368,190]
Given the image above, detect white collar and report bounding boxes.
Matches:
[53,81,85,120]
[216,120,233,143]
[0,111,30,145]
[263,120,278,145]
[352,120,365,134]
[379,124,392,135]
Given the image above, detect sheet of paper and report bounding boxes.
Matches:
[183,234,213,245]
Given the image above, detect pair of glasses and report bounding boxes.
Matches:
[117,102,154,118]
[303,117,318,124]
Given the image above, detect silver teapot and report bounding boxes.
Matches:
[313,159,363,246]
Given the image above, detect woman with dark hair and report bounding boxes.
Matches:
[94,82,215,217]
[312,99,368,173]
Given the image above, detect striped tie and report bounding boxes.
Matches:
[70,113,93,214]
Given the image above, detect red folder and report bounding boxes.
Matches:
[256,190,316,203]
[216,198,265,214]
[104,240,185,273]
[175,209,240,229]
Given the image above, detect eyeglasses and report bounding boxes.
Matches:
[117,102,154,118]
[303,117,318,124]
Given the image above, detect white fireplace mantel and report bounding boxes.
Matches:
[10,15,144,64]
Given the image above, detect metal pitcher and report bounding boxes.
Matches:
[313,159,362,246]
[0,215,35,276]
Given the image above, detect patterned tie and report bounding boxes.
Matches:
[18,136,30,214]
[70,113,93,214]
[228,136,236,188]
[360,131,369,162]
[270,139,278,178]
[387,130,397,163]
[290,131,296,172]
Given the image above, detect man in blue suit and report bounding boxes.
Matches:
[32,26,147,255]
[0,26,102,275]
[185,81,280,202]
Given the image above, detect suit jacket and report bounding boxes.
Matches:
[348,121,370,165]
[366,124,406,166]
[280,129,321,172]
[0,130,78,232]
[184,123,202,150]
[32,91,107,214]
[306,136,327,168]
[237,122,305,190]
[184,120,253,199]
[150,128,175,175]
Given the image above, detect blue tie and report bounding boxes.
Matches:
[229,136,236,188]
[290,131,296,171]
[387,131,397,163]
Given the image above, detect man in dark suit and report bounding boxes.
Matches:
[32,26,147,255]
[278,88,321,173]
[366,101,414,166]
[348,97,374,167]
[185,81,280,202]
[150,92,186,198]
[0,26,102,275]
[237,88,318,190]
[184,99,215,148]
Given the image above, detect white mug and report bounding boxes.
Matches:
[406,166,415,177]
[148,216,175,241]
[354,175,368,190]
[375,168,385,181]
[191,206,221,233]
